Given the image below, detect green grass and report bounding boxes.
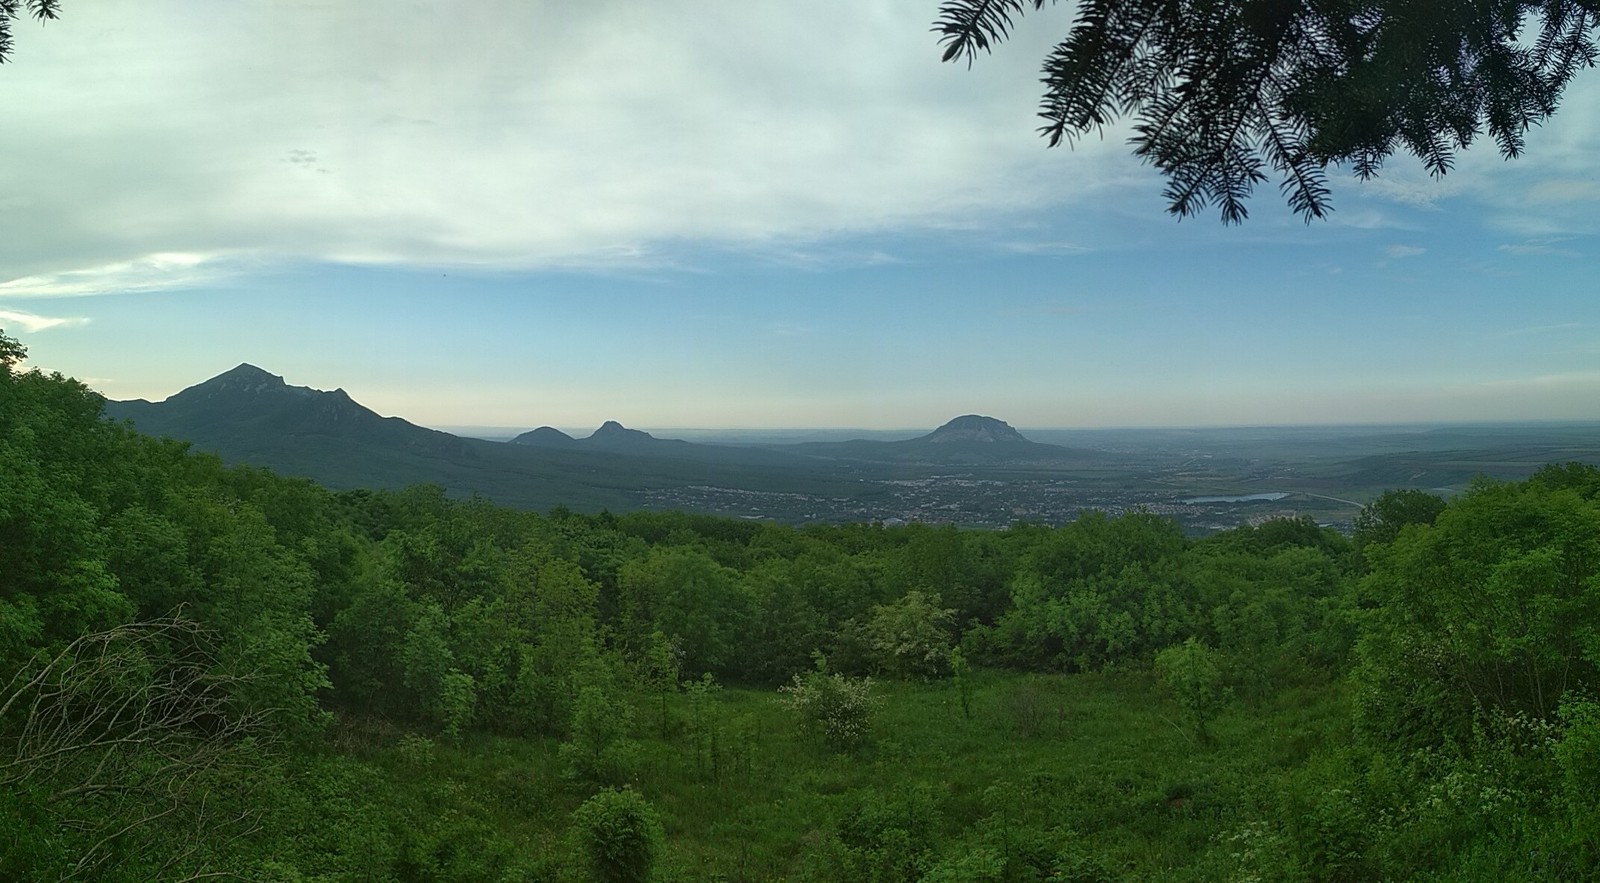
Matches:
[258,667,1352,881]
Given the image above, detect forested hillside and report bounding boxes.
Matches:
[5,330,1600,881]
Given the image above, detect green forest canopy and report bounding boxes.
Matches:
[5,327,1600,879]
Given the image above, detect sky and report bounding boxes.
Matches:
[2,1,1597,431]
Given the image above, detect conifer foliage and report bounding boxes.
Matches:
[0,0,59,63]
[934,0,1600,222]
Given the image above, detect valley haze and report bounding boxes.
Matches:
[104,364,1600,534]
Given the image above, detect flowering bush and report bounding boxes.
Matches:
[866,591,956,679]
[779,656,882,752]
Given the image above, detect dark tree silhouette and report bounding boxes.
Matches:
[935,0,1599,223]
[0,0,59,63]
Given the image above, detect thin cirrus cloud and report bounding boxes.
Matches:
[1486,322,1587,339]
[0,308,90,333]
[0,253,226,299]
[1498,239,1582,258]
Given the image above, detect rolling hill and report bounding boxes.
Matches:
[102,366,898,513]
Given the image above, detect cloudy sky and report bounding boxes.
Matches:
[3,2,1597,431]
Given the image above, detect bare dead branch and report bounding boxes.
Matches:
[1,616,278,882]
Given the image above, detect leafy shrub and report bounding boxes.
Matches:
[1553,697,1600,867]
[835,785,941,883]
[396,733,435,766]
[559,686,640,785]
[438,670,476,741]
[1049,845,1121,883]
[570,788,663,883]
[1154,638,1228,744]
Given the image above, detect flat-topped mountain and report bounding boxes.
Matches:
[916,414,1030,444]
[780,414,1105,466]
[511,425,578,447]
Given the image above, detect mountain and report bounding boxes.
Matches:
[779,414,1108,466]
[107,364,468,458]
[915,415,1031,444]
[511,426,578,447]
[512,419,827,471]
[102,365,1124,520]
[589,420,666,447]
[104,366,861,513]
[515,420,693,454]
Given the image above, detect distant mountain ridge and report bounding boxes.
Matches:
[513,419,695,454]
[102,365,870,511]
[107,363,468,458]
[512,426,578,447]
[777,413,1107,466]
[91,363,1600,527]
[101,362,1104,515]
[916,415,1031,444]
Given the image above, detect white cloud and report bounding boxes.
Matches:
[1525,179,1600,204]
[1001,240,1092,255]
[0,1,1126,291]
[1373,243,1426,268]
[1474,371,1600,392]
[1487,322,1586,339]
[5,2,1597,299]
[1352,171,1469,209]
[1497,238,1581,258]
[0,308,91,332]
[1337,73,1600,236]
[0,253,227,298]
[1452,76,1600,236]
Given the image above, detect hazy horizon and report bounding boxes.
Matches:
[435,418,1600,438]
[4,3,1596,430]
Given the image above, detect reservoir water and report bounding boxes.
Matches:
[1182,492,1290,504]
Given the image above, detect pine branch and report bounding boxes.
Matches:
[939,0,1599,220]
[1038,0,1167,146]
[934,0,1049,66]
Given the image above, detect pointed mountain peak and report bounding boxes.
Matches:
[112,364,467,459]
[171,363,289,401]
[170,365,359,411]
[591,420,653,440]
[919,414,1029,444]
[224,362,275,376]
[210,363,286,387]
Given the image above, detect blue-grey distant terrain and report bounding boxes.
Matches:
[105,365,1600,532]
